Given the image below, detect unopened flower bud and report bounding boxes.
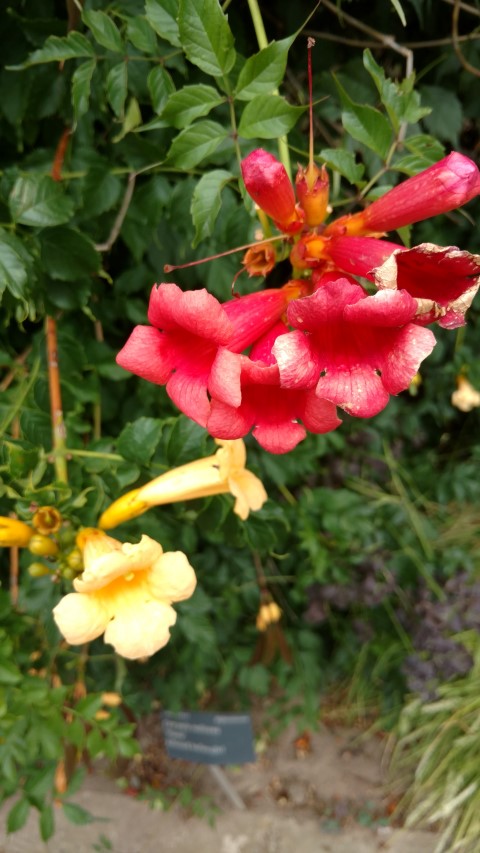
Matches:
[296,163,329,227]
[28,534,59,558]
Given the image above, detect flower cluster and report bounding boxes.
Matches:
[117,149,480,454]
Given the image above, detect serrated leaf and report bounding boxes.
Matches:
[9,175,74,227]
[39,805,55,842]
[162,84,225,129]
[39,227,100,281]
[7,798,30,834]
[319,148,365,185]
[71,59,96,121]
[178,0,236,77]
[165,120,229,169]
[334,75,392,159]
[82,10,124,53]
[106,62,128,117]
[62,803,94,826]
[238,95,306,139]
[0,228,31,300]
[191,169,233,247]
[7,32,94,69]
[147,65,175,114]
[235,35,295,101]
[127,17,158,54]
[145,0,180,47]
[117,417,163,465]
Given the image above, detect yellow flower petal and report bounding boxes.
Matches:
[104,600,177,659]
[228,470,268,520]
[76,534,163,592]
[147,551,197,602]
[53,592,109,645]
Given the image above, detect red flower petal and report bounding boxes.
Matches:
[281,279,436,417]
[372,243,480,329]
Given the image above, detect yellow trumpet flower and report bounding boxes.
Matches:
[451,375,480,412]
[99,439,267,529]
[0,517,34,548]
[53,529,196,660]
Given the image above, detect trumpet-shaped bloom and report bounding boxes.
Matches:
[0,517,34,547]
[99,439,267,528]
[326,153,480,237]
[451,376,480,412]
[274,277,436,417]
[207,323,341,453]
[116,283,307,427]
[53,531,196,660]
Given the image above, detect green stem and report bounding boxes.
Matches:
[246,0,292,179]
[0,358,40,436]
[66,448,124,461]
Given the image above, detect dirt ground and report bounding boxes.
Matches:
[0,721,438,853]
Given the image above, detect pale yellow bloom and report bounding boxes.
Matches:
[0,517,34,547]
[451,376,480,412]
[256,601,282,632]
[99,439,267,528]
[53,531,196,660]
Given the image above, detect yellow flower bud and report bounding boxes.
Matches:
[28,562,53,578]
[256,601,282,632]
[0,517,34,548]
[28,534,59,558]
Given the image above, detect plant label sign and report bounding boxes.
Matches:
[161,710,255,765]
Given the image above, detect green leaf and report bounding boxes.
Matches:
[7,32,95,69]
[145,0,181,48]
[238,95,306,139]
[178,0,236,77]
[390,0,407,25]
[82,10,124,53]
[117,417,163,465]
[0,659,22,685]
[127,17,158,54]
[71,59,96,122]
[162,84,225,129]
[191,169,233,247]
[147,66,175,115]
[106,62,128,118]
[62,803,94,826]
[40,227,100,281]
[165,120,229,169]
[9,175,74,228]
[319,148,365,185]
[334,75,392,159]
[39,805,55,842]
[363,51,430,132]
[235,35,295,101]
[394,133,445,174]
[0,228,31,299]
[112,97,142,142]
[420,85,463,146]
[7,798,30,834]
